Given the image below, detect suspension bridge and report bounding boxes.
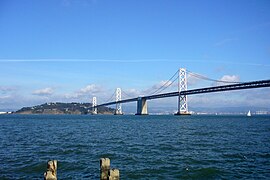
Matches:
[91,68,270,115]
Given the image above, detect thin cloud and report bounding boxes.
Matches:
[62,0,97,7]
[0,86,18,94]
[32,88,54,96]
[1,59,269,67]
[214,38,237,47]
[78,84,103,95]
[64,84,103,99]
[233,21,270,35]
[0,58,196,63]
[213,75,240,86]
[0,95,12,100]
[220,75,240,82]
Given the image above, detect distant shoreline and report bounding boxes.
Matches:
[13,102,115,115]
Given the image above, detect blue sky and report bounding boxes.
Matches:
[0,0,270,112]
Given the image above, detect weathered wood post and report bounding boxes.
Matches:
[44,160,57,180]
[109,169,120,180]
[100,158,110,180]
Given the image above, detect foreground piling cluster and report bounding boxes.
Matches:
[100,158,120,180]
[43,158,119,180]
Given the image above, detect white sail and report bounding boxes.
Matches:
[247,110,251,117]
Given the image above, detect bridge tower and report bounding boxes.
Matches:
[92,97,97,114]
[115,88,123,115]
[175,68,190,115]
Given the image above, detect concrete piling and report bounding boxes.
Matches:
[44,160,57,180]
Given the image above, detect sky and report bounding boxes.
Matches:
[0,0,270,112]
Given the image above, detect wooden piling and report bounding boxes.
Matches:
[100,158,110,180]
[109,169,120,180]
[44,160,57,180]
[43,158,119,179]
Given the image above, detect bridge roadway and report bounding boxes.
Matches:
[94,79,270,108]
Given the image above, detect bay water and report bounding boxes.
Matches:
[0,114,269,179]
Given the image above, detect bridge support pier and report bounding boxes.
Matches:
[135,97,148,115]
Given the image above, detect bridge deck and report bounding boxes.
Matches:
[94,79,270,108]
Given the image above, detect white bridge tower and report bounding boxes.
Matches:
[175,68,190,115]
[92,97,97,114]
[115,88,123,115]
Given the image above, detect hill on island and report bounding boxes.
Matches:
[15,102,114,115]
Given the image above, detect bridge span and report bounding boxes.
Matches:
[92,69,270,115]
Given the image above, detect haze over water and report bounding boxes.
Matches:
[0,114,269,179]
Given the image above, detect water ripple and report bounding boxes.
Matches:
[0,114,270,179]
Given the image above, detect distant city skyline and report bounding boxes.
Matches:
[0,0,270,111]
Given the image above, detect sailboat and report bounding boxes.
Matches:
[247,110,251,117]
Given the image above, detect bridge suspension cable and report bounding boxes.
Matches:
[121,89,134,99]
[151,75,178,95]
[104,91,116,103]
[150,69,179,95]
[186,70,242,84]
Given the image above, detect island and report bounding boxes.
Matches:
[15,102,114,115]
